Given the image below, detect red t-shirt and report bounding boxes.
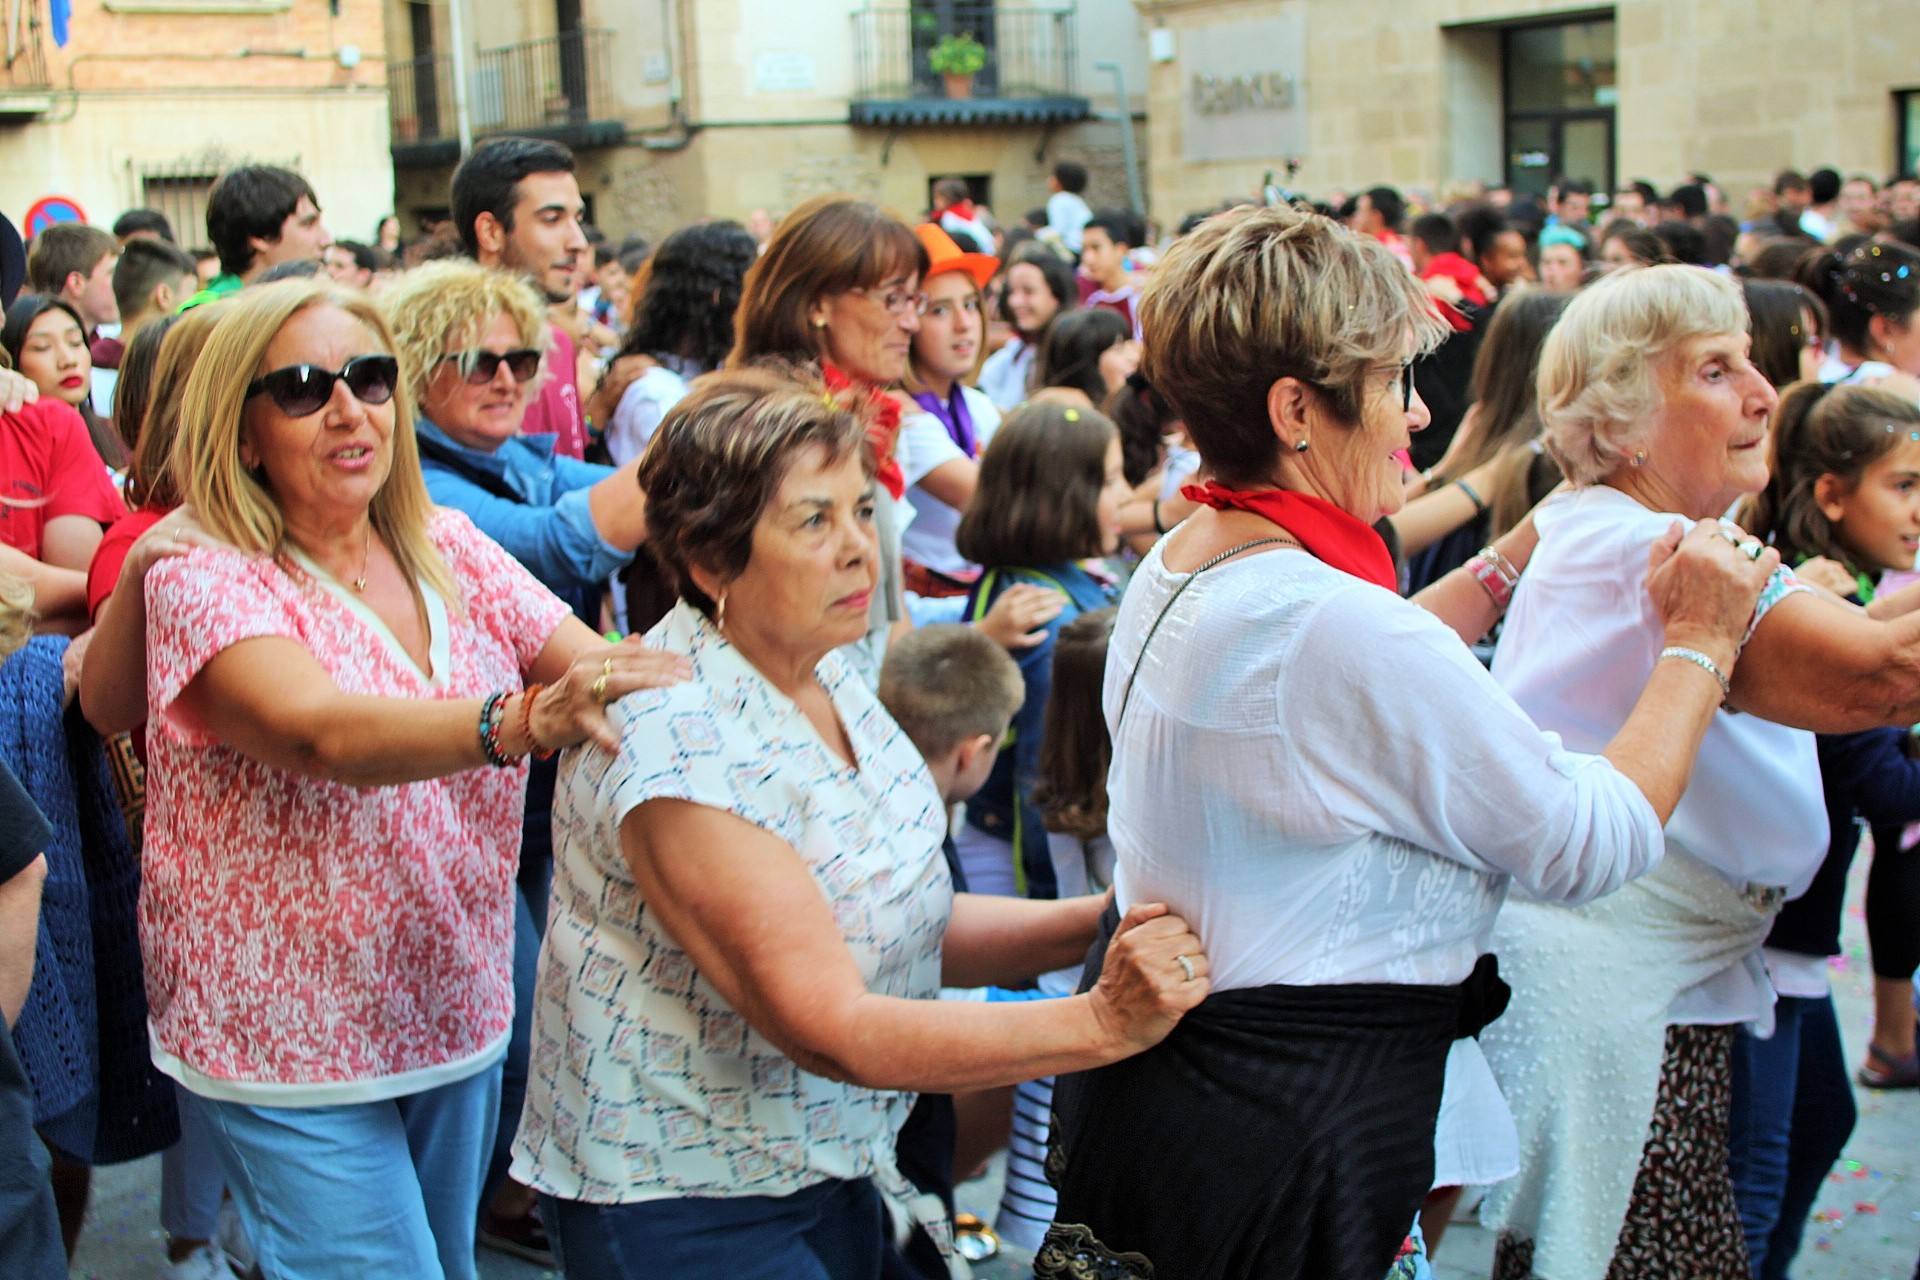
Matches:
[87,504,168,621]
[522,323,586,461]
[0,399,127,560]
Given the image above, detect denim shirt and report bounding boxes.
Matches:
[414,418,628,600]
[962,561,1115,898]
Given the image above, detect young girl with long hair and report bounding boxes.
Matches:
[953,403,1130,901]
[1734,381,1920,1278]
[978,244,1077,410]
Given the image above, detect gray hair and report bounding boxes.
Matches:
[1539,264,1749,484]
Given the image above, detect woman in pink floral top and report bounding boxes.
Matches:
[139,281,688,1280]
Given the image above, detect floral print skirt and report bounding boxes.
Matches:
[1493,1023,1749,1280]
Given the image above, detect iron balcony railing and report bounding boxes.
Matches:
[2,0,52,96]
[388,28,615,146]
[852,3,1079,102]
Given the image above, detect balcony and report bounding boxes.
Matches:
[389,28,621,168]
[850,3,1090,128]
[0,0,54,119]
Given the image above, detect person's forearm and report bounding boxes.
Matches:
[1389,481,1483,556]
[1118,490,1197,539]
[0,543,87,626]
[1413,520,1539,644]
[941,892,1106,988]
[1869,580,1920,621]
[585,457,648,552]
[79,573,152,735]
[804,987,1132,1093]
[0,856,46,1027]
[1601,635,1736,824]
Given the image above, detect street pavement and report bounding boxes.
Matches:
[68,852,1919,1279]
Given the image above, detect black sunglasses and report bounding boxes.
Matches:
[442,348,542,385]
[246,355,400,417]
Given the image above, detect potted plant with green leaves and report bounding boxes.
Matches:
[929,32,987,100]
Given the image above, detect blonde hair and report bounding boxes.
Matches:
[0,573,32,659]
[1538,264,1749,485]
[127,301,229,510]
[169,281,458,602]
[378,258,550,405]
[1139,203,1450,486]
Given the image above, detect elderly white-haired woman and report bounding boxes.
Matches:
[1481,263,1920,1280]
[1031,205,1777,1280]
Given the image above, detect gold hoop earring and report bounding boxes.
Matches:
[716,592,727,631]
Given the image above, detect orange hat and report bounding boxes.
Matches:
[914,222,999,290]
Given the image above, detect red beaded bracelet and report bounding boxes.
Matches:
[519,684,556,761]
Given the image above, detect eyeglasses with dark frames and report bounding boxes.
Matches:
[245,355,400,418]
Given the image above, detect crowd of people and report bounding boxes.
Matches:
[1,136,1919,1280]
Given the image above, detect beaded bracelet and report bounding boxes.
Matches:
[478,691,513,768]
[519,683,556,761]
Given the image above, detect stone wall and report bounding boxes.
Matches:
[1140,0,1920,219]
[4,0,393,242]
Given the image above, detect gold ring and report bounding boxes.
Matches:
[590,673,609,704]
[602,656,614,677]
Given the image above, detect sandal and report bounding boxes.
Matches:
[1856,1042,1920,1089]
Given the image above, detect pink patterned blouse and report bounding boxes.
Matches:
[141,508,571,1105]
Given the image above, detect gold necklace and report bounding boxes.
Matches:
[353,522,371,592]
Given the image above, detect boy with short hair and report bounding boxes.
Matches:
[1076,208,1144,338]
[876,624,1026,1277]
[94,238,199,412]
[1045,161,1093,253]
[25,224,119,337]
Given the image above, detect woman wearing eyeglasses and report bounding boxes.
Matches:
[139,280,688,1280]
[730,195,1062,686]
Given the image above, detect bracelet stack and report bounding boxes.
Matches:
[1465,544,1521,612]
[478,691,514,768]
[1659,645,1731,702]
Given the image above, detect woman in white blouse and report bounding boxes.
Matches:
[511,368,1209,1279]
[1033,205,1775,1280]
[1481,263,1920,1280]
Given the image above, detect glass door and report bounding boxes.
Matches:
[1503,18,1617,195]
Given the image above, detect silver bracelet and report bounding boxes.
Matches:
[1659,646,1730,701]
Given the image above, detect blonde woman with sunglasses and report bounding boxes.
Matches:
[140,280,686,1280]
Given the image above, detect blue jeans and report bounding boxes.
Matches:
[1729,994,1857,1280]
[540,1178,883,1280]
[191,1062,502,1280]
[160,1083,225,1240]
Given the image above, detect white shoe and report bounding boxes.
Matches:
[215,1200,257,1275]
[159,1243,241,1280]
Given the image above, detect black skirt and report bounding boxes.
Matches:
[1038,908,1507,1280]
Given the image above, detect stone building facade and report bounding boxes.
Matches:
[384,0,1149,244]
[1138,0,1920,219]
[1,0,393,249]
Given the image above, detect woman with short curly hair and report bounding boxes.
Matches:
[511,366,1209,1277]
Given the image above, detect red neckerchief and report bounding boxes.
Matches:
[822,361,905,500]
[937,199,978,222]
[1180,479,1397,591]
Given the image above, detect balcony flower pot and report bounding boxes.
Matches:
[929,33,986,100]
